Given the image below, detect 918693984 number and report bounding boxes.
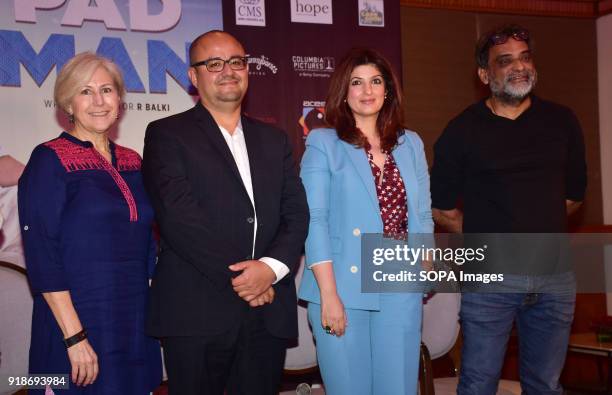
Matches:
[5,374,69,389]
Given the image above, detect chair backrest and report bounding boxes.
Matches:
[0,262,32,395]
[0,185,25,270]
[421,292,461,359]
[284,257,318,372]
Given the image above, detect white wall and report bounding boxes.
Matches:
[597,13,612,313]
[598,14,612,225]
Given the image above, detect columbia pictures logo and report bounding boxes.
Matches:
[235,0,265,27]
[292,56,335,78]
[290,0,332,24]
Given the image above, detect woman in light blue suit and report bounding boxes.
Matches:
[298,48,434,395]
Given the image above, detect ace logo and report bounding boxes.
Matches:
[290,0,332,25]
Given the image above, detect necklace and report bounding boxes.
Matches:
[488,98,529,120]
[368,150,387,186]
[101,140,112,162]
[92,138,112,162]
[488,99,499,116]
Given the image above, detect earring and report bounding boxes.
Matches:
[68,113,74,123]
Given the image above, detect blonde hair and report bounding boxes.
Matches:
[54,52,125,113]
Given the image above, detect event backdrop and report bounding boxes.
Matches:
[223,0,401,158]
[1,0,401,162]
[0,0,403,382]
[0,0,223,163]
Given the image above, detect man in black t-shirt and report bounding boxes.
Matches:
[430,25,586,395]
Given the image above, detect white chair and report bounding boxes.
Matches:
[0,262,33,395]
[0,186,25,269]
[422,292,461,360]
[284,257,318,373]
[280,257,320,394]
[0,185,32,394]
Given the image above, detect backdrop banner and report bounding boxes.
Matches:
[0,0,223,162]
[223,0,401,158]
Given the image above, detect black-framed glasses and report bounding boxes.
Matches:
[190,55,250,72]
[490,29,529,46]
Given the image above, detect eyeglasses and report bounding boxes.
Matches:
[490,29,529,46]
[190,56,250,72]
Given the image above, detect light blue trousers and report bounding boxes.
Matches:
[307,293,422,395]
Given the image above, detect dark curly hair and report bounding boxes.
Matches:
[475,24,534,69]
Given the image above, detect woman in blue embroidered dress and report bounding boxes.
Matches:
[18,52,162,394]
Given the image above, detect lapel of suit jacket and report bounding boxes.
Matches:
[242,116,263,212]
[340,140,379,211]
[391,133,418,218]
[193,102,252,204]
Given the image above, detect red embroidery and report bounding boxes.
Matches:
[44,138,100,171]
[366,149,408,237]
[115,145,142,171]
[44,137,139,222]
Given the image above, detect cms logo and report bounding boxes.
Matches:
[238,0,263,17]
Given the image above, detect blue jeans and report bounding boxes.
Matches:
[457,272,576,395]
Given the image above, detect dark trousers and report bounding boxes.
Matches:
[162,308,287,395]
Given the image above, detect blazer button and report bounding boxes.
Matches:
[246,217,254,224]
[353,228,361,236]
[350,265,358,273]
[23,225,29,231]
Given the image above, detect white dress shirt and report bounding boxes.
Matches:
[218,121,290,283]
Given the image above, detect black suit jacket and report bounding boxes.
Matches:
[142,102,309,339]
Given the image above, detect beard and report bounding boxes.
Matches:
[489,69,538,105]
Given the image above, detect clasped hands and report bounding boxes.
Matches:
[229,260,276,307]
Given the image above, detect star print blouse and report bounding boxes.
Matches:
[365,148,408,237]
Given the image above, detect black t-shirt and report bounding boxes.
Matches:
[430,96,587,233]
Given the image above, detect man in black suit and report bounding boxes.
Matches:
[142,30,309,395]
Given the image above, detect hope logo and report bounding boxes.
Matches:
[290,0,332,24]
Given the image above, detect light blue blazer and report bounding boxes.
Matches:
[298,128,434,311]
